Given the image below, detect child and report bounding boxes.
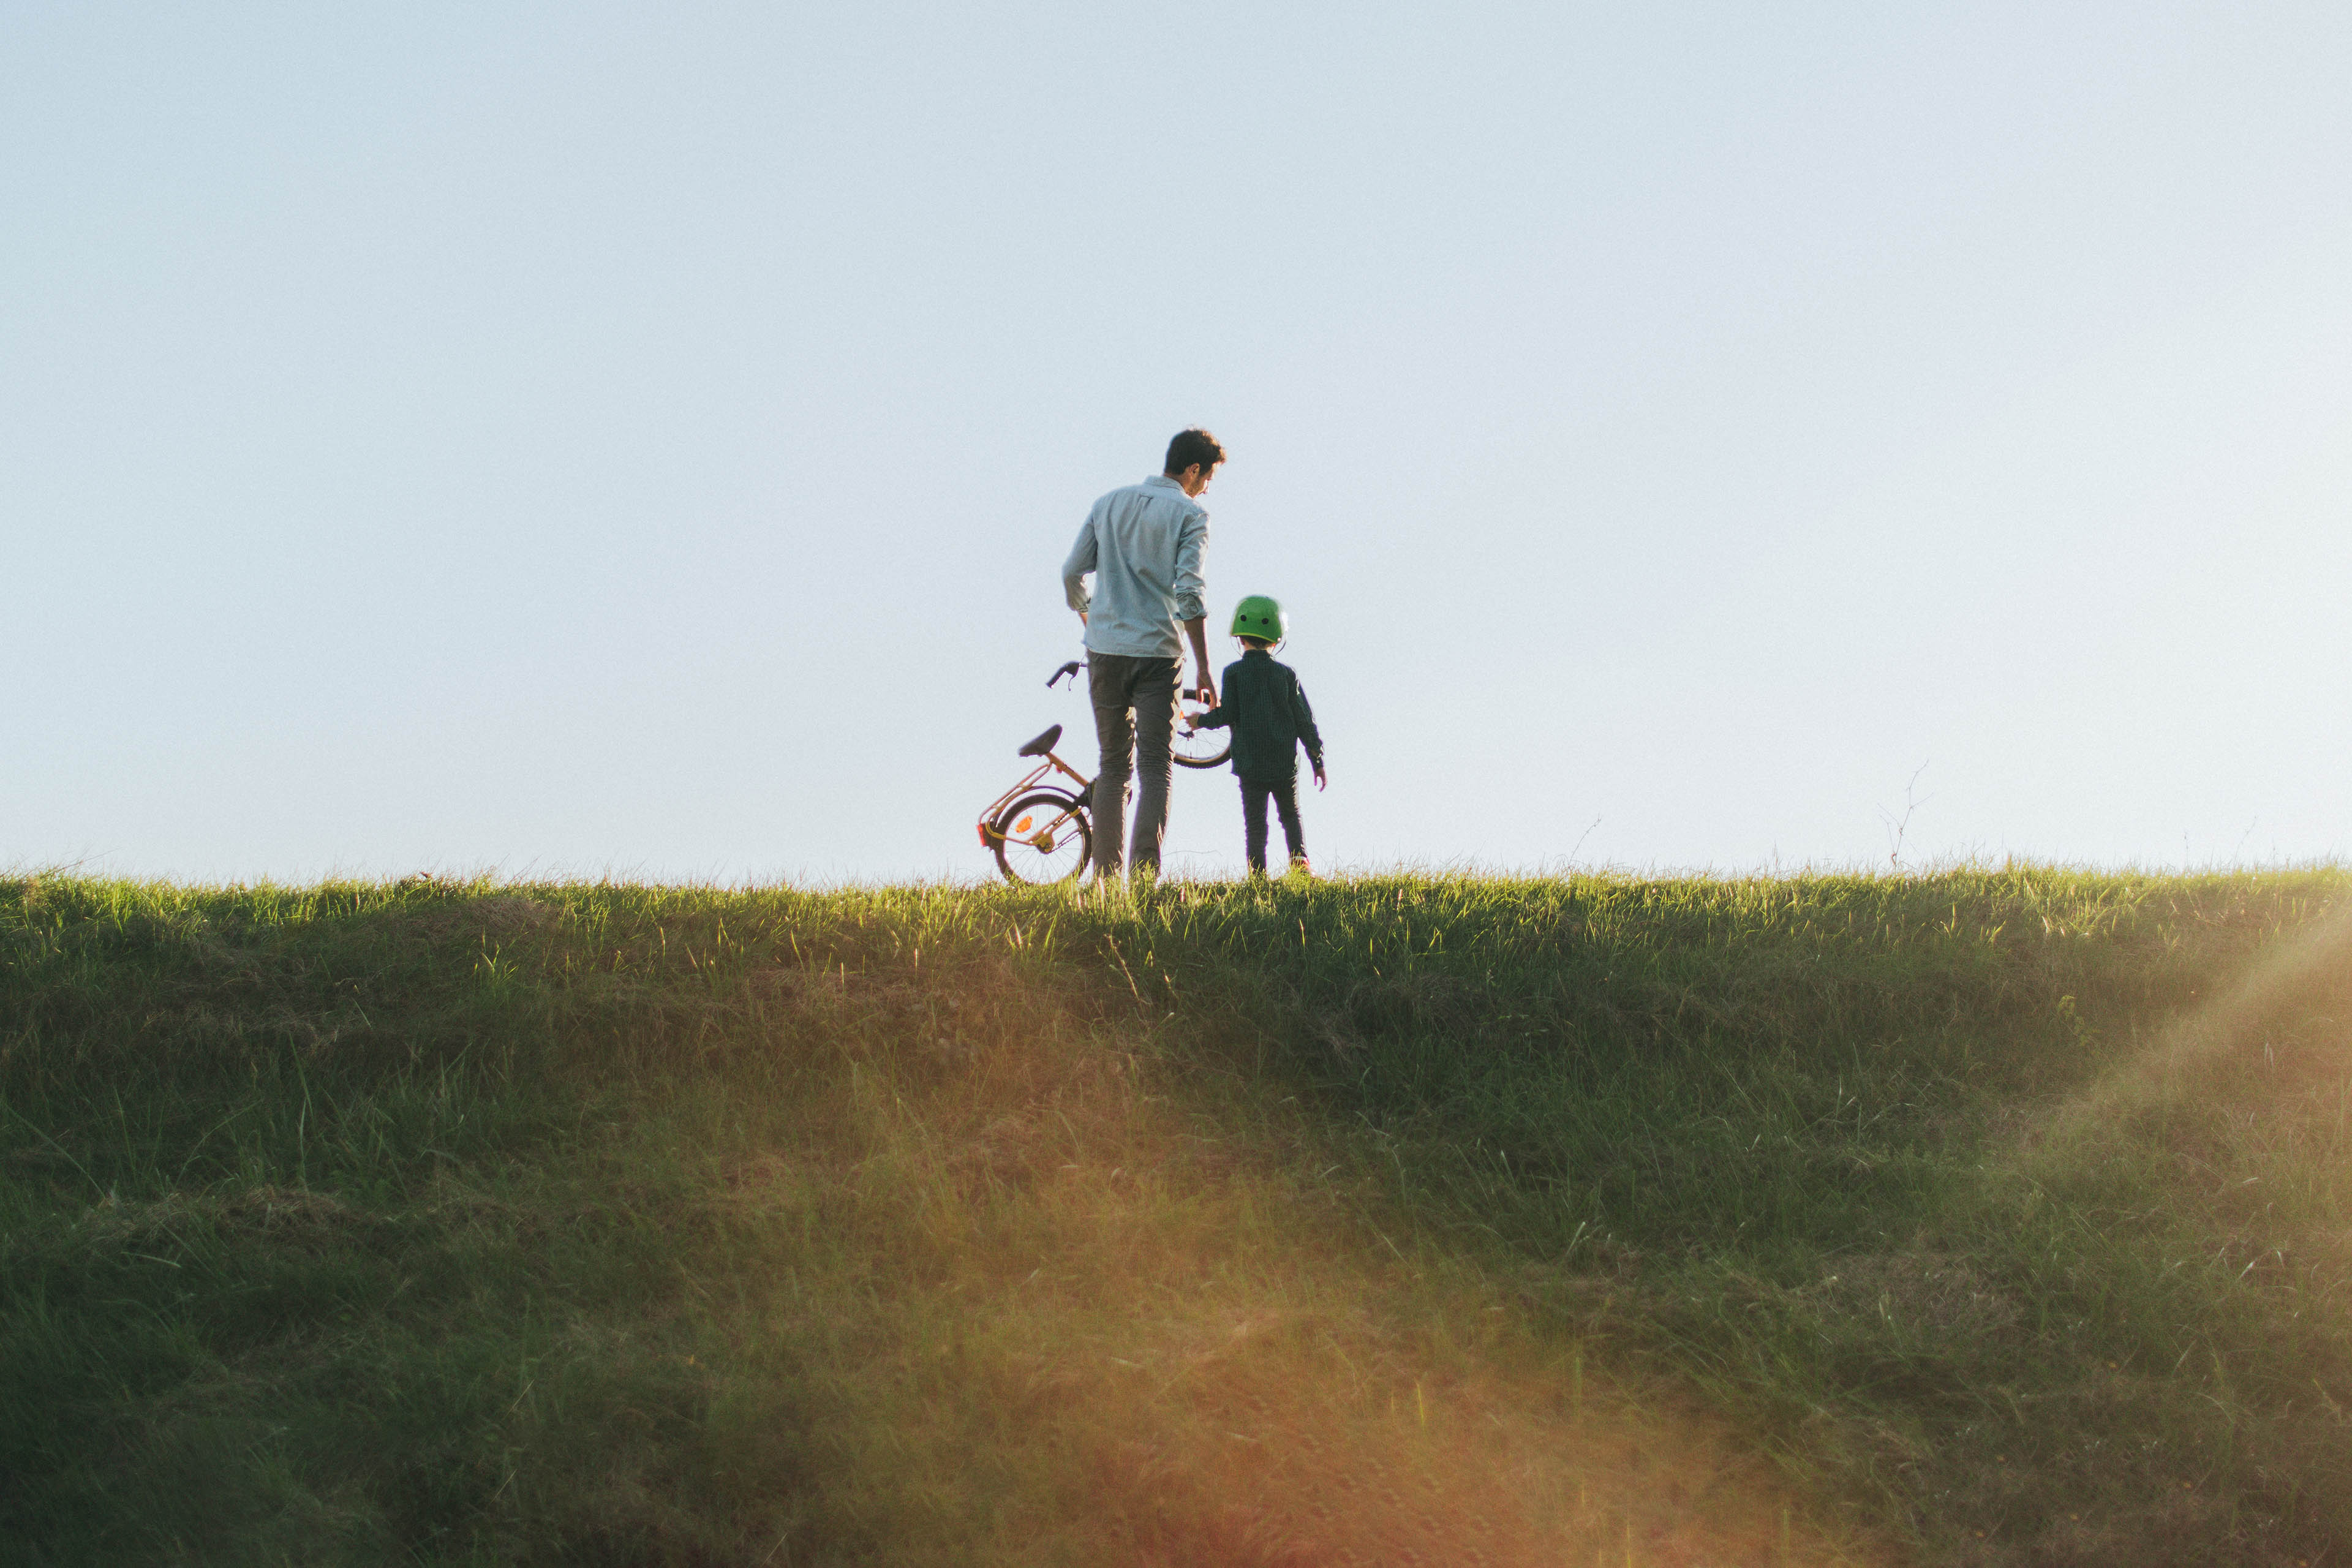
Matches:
[1186,595,1326,876]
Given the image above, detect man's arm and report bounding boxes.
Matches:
[1060,517,1098,619]
[1184,616,1214,706]
[1172,509,1211,701]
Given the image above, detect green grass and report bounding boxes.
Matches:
[5,868,2351,1564]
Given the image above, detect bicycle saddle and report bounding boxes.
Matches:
[1019,723,1062,757]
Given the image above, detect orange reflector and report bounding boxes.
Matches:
[1015,814,1033,832]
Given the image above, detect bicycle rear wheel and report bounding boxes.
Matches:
[992,791,1091,884]
[1173,688,1231,769]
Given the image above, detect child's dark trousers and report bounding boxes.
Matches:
[1240,775,1306,873]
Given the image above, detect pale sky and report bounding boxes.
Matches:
[7,2,2349,883]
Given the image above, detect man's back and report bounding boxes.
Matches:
[1061,475,1209,660]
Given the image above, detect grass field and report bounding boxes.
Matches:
[6,867,2351,1566]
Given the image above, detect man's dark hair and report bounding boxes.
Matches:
[1164,428,1226,477]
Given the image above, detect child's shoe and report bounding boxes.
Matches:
[1288,856,1313,878]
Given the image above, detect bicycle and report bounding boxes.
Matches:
[977,660,1231,884]
[976,721,1094,884]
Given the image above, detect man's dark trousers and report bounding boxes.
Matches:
[1241,775,1305,873]
[1087,651,1178,878]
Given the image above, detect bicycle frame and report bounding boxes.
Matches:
[976,749,1094,848]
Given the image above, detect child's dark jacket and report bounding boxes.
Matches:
[1193,649,1324,783]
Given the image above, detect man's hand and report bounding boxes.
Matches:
[1313,763,1327,791]
[1194,673,1216,707]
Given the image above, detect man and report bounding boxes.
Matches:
[1060,428,1224,880]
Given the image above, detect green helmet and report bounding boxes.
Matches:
[1229,594,1289,642]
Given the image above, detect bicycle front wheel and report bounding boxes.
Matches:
[992,791,1091,884]
[1173,688,1231,769]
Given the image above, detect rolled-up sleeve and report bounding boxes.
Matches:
[1171,508,1208,621]
[1061,517,1097,614]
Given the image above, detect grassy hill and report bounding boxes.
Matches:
[5,869,2351,1566]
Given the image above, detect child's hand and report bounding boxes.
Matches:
[1313,764,1327,791]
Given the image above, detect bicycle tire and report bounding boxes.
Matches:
[1174,688,1231,770]
[992,791,1091,884]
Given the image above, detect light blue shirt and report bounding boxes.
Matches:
[1060,475,1210,660]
